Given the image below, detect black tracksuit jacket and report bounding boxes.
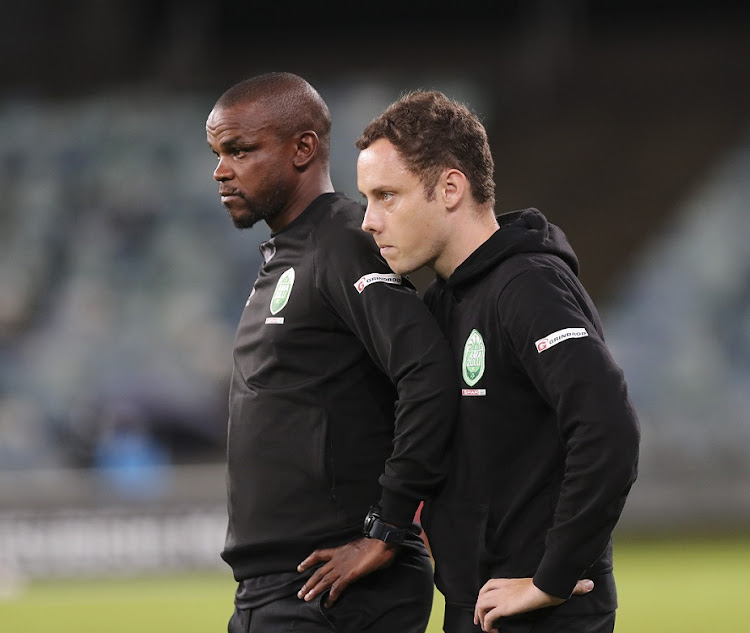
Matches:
[421,209,640,621]
[221,192,458,581]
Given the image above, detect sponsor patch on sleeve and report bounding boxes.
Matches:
[354,272,402,294]
[535,327,588,353]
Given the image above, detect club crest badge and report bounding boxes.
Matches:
[270,268,295,315]
[462,329,485,387]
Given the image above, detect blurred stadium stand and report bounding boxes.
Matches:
[0,1,749,577]
[605,123,750,532]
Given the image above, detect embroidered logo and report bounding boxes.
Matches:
[270,268,295,315]
[462,329,486,387]
[354,272,402,294]
[535,327,588,353]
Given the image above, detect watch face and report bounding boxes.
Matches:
[363,509,379,534]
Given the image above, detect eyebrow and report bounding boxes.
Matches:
[217,136,243,150]
[364,186,391,196]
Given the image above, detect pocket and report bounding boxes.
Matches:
[422,500,489,606]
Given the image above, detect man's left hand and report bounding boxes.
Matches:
[473,576,595,632]
[297,537,398,607]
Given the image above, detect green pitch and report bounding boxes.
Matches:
[1,536,747,632]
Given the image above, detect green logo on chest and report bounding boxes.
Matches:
[462,329,486,386]
[270,267,295,315]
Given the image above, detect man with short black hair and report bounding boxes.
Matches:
[206,73,459,632]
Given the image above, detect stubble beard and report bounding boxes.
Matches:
[230,188,287,230]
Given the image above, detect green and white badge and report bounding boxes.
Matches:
[270,267,295,315]
[462,329,486,386]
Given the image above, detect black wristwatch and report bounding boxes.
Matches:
[362,506,410,544]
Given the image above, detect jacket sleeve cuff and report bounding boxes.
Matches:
[532,556,582,600]
[378,489,419,528]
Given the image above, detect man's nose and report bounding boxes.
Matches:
[361,205,378,234]
[213,157,232,181]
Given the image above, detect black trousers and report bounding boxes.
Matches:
[444,605,616,633]
[228,545,434,633]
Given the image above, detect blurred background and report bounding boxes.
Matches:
[1,0,749,584]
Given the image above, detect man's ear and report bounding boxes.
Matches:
[442,168,468,210]
[292,131,319,168]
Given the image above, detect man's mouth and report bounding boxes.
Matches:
[220,189,243,203]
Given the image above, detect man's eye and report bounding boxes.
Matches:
[233,149,247,158]
[381,192,394,201]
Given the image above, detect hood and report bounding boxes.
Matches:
[447,208,579,288]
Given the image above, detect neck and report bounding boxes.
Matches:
[266,171,335,233]
[434,207,498,279]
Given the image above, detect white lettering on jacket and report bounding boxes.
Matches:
[535,327,588,353]
[354,272,402,294]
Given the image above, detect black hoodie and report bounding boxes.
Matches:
[421,208,640,621]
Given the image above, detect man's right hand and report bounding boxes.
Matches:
[296,537,398,608]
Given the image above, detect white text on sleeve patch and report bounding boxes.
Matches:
[354,272,402,294]
[535,327,588,353]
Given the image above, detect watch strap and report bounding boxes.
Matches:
[366,517,408,544]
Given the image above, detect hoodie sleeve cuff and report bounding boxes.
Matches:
[378,489,420,528]
[532,556,582,600]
